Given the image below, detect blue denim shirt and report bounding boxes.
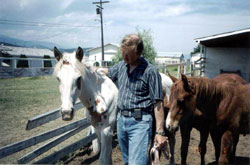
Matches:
[108,57,163,111]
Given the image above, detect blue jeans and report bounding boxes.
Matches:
[117,112,153,165]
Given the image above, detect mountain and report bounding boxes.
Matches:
[0,34,62,50]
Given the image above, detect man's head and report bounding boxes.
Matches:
[120,34,144,65]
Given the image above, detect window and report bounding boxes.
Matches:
[17,55,28,68]
[44,55,52,67]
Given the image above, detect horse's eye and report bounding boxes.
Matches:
[56,77,60,82]
[76,77,81,89]
[177,99,184,106]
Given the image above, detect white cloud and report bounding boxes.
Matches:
[61,0,75,10]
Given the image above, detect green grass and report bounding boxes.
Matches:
[160,65,191,78]
[166,66,178,77]
[0,75,87,164]
[0,76,60,113]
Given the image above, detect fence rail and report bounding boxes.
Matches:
[0,102,96,164]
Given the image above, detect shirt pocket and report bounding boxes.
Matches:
[129,76,148,96]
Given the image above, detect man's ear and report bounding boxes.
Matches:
[168,73,178,83]
[54,47,62,61]
[76,47,84,62]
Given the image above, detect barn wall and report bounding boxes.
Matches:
[204,47,250,81]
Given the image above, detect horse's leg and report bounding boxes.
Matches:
[180,124,192,165]
[229,131,239,163]
[99,126,113,165]
[168,131,176,165]
[89,126,101,154]
[218,130,233,165]
[199,129,209,165]
[210,128,221,163]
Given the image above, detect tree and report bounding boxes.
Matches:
[112,28,157,64]
[191,44,201,54]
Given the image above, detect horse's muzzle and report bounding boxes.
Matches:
[61,108,74,121]
[166,125,179,133]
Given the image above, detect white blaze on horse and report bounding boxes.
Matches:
[53,47,118,165]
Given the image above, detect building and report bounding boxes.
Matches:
[0,45,55,68]
[195,28,250,81]
[190,52,203,76]
[155,52,184,65]
[87,43,119,66]
[0,45,56,78]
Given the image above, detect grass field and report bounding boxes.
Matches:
[0,76,87,164]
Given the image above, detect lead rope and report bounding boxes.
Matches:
[150,140,170,165]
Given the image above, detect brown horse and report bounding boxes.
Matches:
[166,74,250,164]
[167,73,246,165]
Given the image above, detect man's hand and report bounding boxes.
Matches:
[96,68,108,75]
[154,134,168,149]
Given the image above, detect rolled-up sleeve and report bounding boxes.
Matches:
[148,68,163,103]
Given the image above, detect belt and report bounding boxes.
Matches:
[118,107,153,117]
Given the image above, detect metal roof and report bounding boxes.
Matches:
[194,28,250,47]
[87,43,119,52]
[0,45,54,57]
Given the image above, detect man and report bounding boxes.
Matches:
[105,34,167,164]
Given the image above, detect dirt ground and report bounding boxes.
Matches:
[60,129,250,165]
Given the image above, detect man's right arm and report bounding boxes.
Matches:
[97,62,120,82]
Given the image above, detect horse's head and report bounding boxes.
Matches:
[54,47,83,121]
[166,74,196,132]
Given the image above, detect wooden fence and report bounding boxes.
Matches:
[157,62,192,77]
[0,101,97,164]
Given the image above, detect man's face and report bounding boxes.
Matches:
[121,46,140,65]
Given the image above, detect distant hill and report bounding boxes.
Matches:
[59,48,92,54]
[0,35,93,54]
[0,34,62,50]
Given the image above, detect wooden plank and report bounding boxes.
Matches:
[0,118,90,159]
[33,133,97,164]
[18,125,86,164]
[26,101,84,130]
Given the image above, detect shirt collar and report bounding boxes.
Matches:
[125,57,148,70]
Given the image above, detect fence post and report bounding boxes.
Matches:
[12,58,16,69]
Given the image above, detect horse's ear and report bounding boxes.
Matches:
[168,73,178,83]
[181,74,191,93]
[76,47,84,62]
[54,47,62,61]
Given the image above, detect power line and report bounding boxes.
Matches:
[0,19,99,28]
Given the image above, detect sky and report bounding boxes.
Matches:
[0,0,250,54]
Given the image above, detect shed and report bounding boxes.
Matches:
[194,28,250,81]
[0,45,55,68]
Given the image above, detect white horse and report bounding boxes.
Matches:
[150,73,176,165]
[160,73,176,165]
[53,47,118,165]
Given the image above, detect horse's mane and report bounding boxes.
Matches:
[189,77,234,105]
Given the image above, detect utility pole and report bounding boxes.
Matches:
[92,0,109,67]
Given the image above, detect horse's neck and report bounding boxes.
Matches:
[194,78,222,113]
[79,68,103,108]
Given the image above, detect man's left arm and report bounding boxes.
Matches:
[154,100,167,148]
